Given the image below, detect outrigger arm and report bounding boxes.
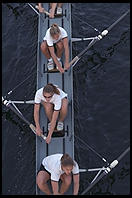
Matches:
[7,100,35,104]
[2,97,46,140]
[81,146,130,195]
[69,9,130,69]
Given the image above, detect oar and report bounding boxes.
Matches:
[71,37,96,42]
[27,3,40,16]
[69,37,98,67]
[27,3,49,23]
[35,5,50,16]
[8,100,35,104]
[69,9,130,68]
[75,134,109,165]
[27,3,50,16]
[7,71,36,96]
[2,97,46,140]
[81,146,130,195]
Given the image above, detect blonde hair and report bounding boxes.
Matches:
[50,23,60,36]
[43,83,60,95]
[61,153,75,167]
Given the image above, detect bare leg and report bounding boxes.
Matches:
[42,102,54,121]
[59,98,68,122]
[37,171,52,195]
[41,41,51,59]
[57,3,63,8]
[59,173,72,194]
[55,40,64,58]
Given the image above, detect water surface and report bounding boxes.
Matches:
[2,3,130,195]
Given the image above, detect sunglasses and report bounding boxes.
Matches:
[44,95,53,99]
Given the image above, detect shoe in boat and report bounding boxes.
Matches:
[57,122,64,131]
[56,7,62,15]
[47,59,54,70]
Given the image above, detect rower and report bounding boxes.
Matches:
[40,23,70,73]
[37,3,63,18]
[34,83,68,144]
[36,153,79,195]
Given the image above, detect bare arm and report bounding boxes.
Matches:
[34,104,43,136]
[48,46,64,73]
[49,3,57,18]
[38,3,44,13]
[46,110,59,144]
[62,37,70,70]
[38,3,42,7]
[73,174,79,195]
[51,181,60,195]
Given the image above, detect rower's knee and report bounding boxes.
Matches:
[44,103,53,113]
[37,175,46,189]
[56,41,64,51]
[63,176,72,187]
[41,41,47,52]
[61,98,68,112]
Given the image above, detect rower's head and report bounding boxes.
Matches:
[50,23,60,40]
[43,83,60,101]
[61,153,75,175]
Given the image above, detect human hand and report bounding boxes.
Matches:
[58,67,65,73]
[57,63,65,73]
[49,12,55,18]
[46,135,52,144]
[36,127,43,136]
[49,9,55,18]
[64,62,70,70]
[38,7,45,13]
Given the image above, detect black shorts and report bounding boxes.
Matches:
[37,164,51,176]
[42,40,57,53]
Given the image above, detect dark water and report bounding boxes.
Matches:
[2,3,130,195]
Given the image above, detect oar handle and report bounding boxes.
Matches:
[35,5,50,16]
[69,56,79,66]
[29,124,46,140]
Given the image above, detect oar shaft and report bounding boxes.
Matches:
[107,9,130,32]
[28,3,40,16]
[117,146,130,161]
[69,9,129,68]
[7,71,36,96]
[75,134,108,164]
[81,171,106,195]
[69,37,98,67]
[69,38,98,67]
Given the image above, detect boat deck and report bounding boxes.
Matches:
[36,3,74,195]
